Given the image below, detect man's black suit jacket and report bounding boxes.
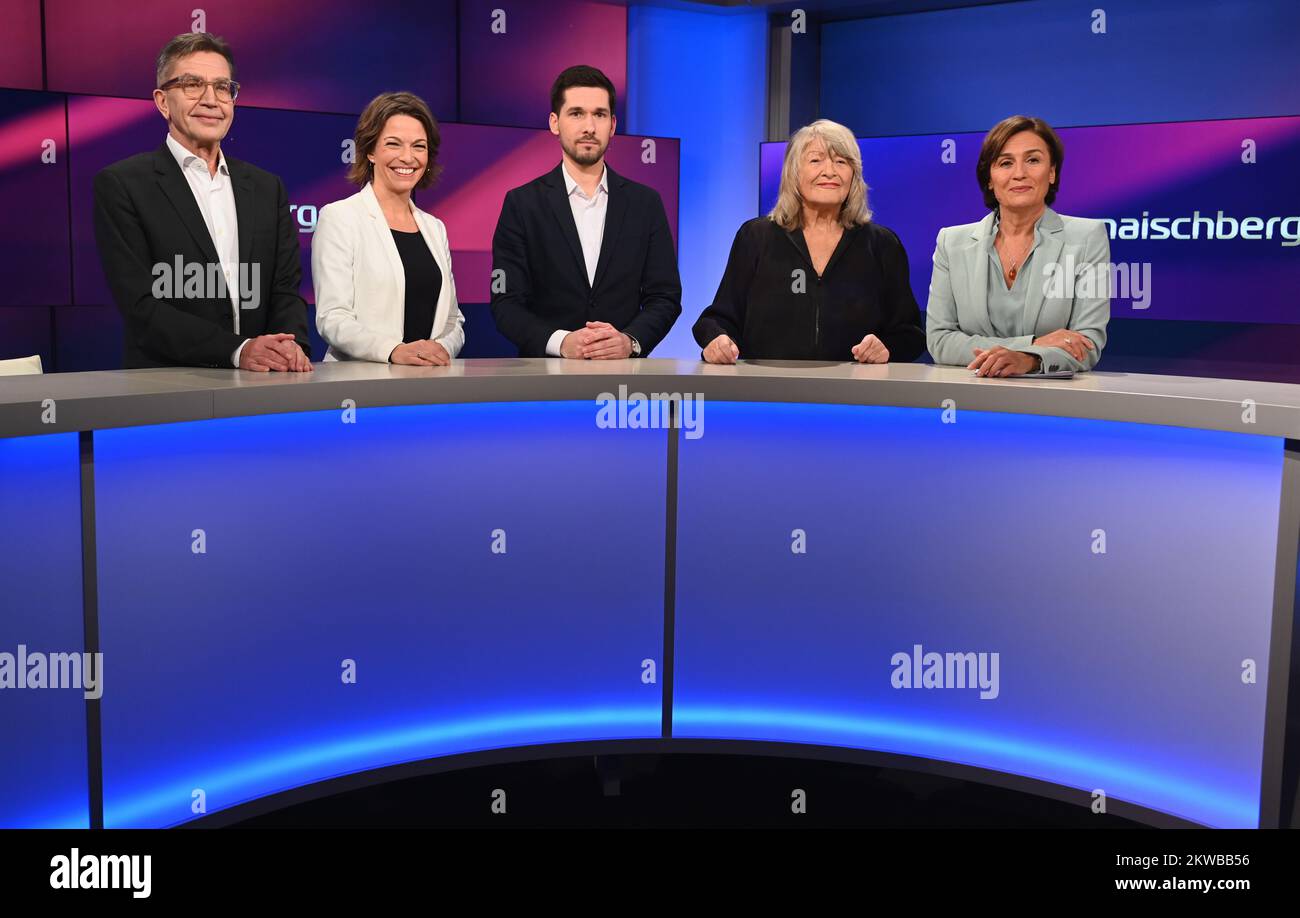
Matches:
[92,143,311,369]
[490,162,682,356]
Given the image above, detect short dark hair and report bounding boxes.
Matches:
[348,92,441,190]
[550,65,616,116]
[976,115,1065,210]
[155,32,235,87]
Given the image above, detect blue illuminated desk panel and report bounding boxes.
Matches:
[1,360,1295,828]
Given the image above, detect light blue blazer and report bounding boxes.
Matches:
[925,206,1110,372]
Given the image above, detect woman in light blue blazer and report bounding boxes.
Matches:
[926,115,1110,377]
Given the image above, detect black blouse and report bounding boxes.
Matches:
[692,217,925,362]
[390,228,443,344]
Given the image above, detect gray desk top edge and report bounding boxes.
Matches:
[1,359,1296,440]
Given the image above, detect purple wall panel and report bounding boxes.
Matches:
[0,307,53,367]
[0,0,44,91]
[0,90,71,306]
[458,0,627,128]
[45,0,457,117]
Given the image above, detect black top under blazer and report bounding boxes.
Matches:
[489,163,682,357]
[692,217,926,362]
[92,143,311,369]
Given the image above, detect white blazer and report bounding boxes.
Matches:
[313,182,465,363]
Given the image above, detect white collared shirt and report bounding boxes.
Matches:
[546,161,609,357]
[165,133,246,367]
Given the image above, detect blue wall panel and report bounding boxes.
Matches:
[627,6,768,360]
[821,0,1300,136]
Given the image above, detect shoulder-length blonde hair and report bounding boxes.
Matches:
[768,119,870,231]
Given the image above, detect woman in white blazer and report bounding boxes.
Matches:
[926,115,1110,377]
[314,92,465,365]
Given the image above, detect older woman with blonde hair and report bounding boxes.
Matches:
[693,119,923,364]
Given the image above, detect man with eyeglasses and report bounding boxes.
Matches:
[92,33,311,370]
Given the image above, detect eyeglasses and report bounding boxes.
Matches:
[158,75,240,101]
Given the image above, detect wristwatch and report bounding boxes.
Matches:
[627,334,642,358]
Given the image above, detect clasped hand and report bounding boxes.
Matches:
[239,334,312,372]
[561,322,632,359]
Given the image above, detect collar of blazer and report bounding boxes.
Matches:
[541,160,630,292]
[152,142,255,271]
[358,181,449,309]
[968,204,1064,241]
[965,205,1065,337]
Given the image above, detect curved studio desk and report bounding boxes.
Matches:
[1,358,1296,829]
